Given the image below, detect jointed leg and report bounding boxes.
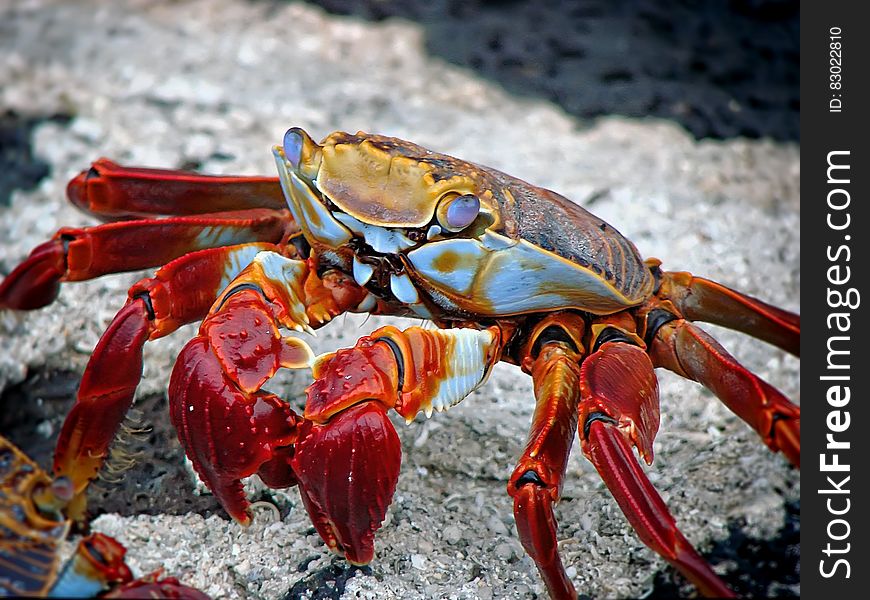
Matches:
[67,159,284,221]
[658,270,799,357]
[649,317,800,467]
[508,331,584,600]
[0,209,292,310]
[52,242,276,518]
[578,339,734,598]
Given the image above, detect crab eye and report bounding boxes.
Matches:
[439,194,480,232]
[283,128,304,167]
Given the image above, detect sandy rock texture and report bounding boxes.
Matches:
[1,1,798,598]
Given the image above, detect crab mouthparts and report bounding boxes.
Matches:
[273,146,425,311]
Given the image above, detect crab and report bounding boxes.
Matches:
[0,435,209,598]
[0,128,799,598]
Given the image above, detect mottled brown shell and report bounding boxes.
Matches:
[316,131,654,308]
[494,173,655,306]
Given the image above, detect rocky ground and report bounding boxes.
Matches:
[1,1,799,598]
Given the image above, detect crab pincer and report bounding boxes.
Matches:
[168,249,402,563]
[292,402,401,565]
[167,252,316,522]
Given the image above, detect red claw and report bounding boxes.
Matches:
[169,336,301,525]
[292,402,401,565]
[203,293,312,394]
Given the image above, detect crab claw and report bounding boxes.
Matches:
[0,238,66,310]
[168,287,313,523]
[169,333,305,525]
[291,402,401,565]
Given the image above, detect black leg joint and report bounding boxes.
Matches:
[216,282,267,312]
[514,469,546,488]
[592,327,638,353]
[289,233,311,259]
[649,263,664,294]
[583,411,618,440]
[769,412,793,438]
[374,336,405,393]
[531,325,579,359]
[132,292,156,321]
[643,309,679,347]
[82,535,112,567]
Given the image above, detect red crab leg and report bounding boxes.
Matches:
[0,209,292,310]
[508,341,583,600]
[659,271,800,357]
[53,242,276,518]
[650,318,800,467]
[298,324,501,564]
[67,159,284,221]
[579,341,735,598]
[168,251,369,524]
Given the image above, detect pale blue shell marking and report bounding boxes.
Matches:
[217,244,272,293]
[406,231,635,315]
[49,562,104,598]
[194,225,250,249]
[426,328,495,414]
[390,272,420,304]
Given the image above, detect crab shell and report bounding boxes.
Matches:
[274,128,654,318]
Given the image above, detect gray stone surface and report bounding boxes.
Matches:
[1,1,799,598]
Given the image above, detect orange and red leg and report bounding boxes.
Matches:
[649,269,800,467]
[577,339,735,598]
[507,313,735,598]
[508,336,583,600]
[0,162,303,516]
[50,242,281,518]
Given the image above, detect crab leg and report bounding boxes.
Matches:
[579,341,734,598]
[67,159,284,221]
[0,209,292,310]
[650,318,800,467]
[508,340,583,600]
[297,323,501,564]
[659,271,800,357]
[52,243,275,518]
